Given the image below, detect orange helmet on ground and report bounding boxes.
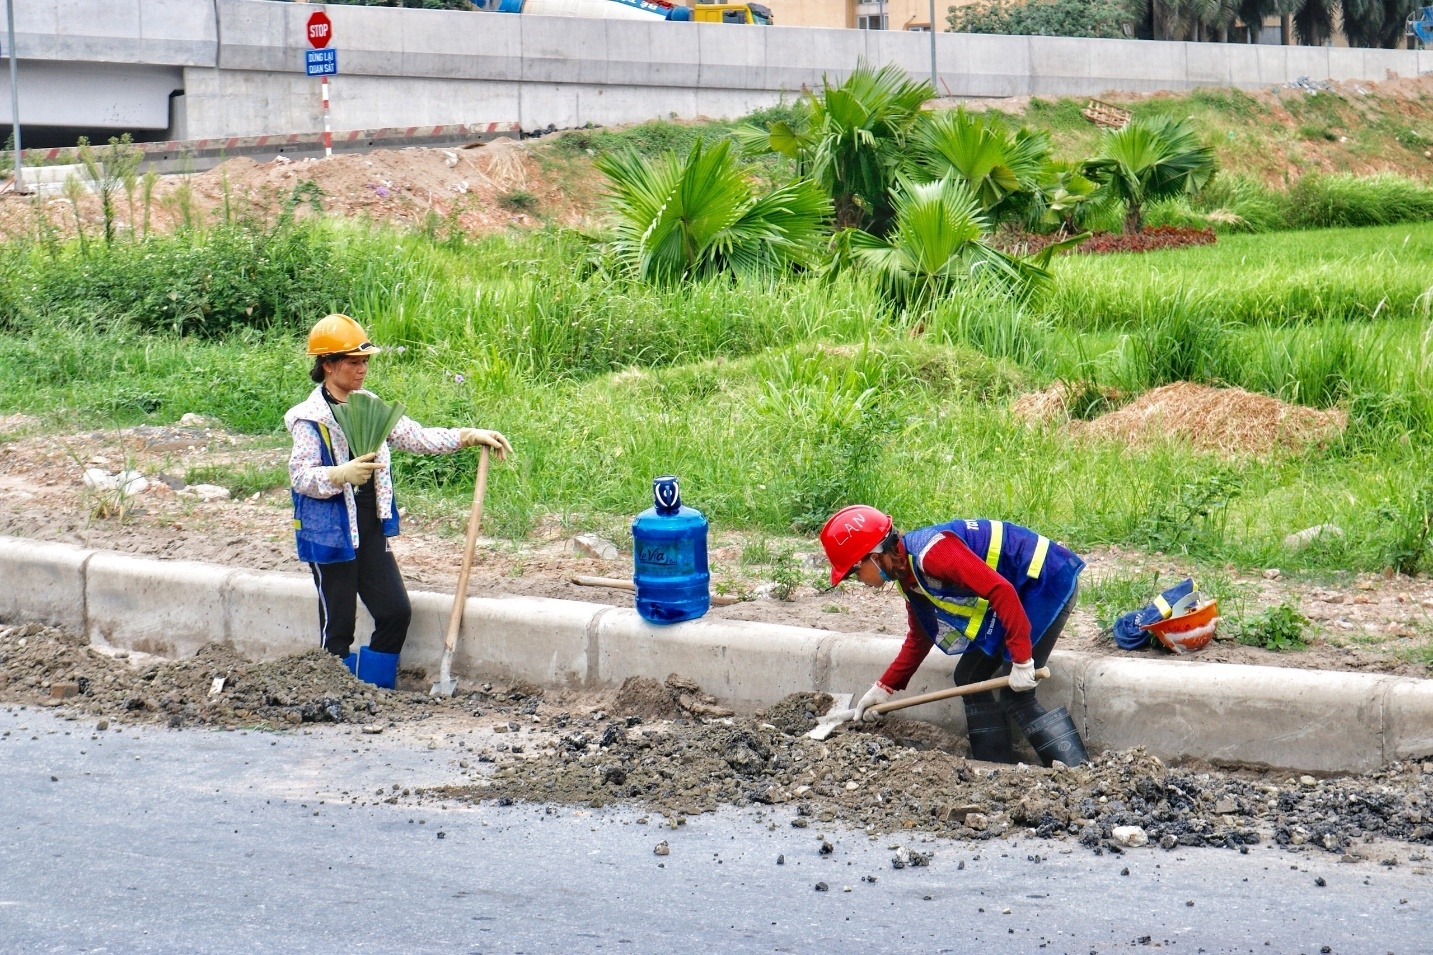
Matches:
[820,505,895,586]
[307,314,381,357]
[1142,592,1220,654]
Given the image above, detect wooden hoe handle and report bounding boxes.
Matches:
[442,446,490,654]
[871,666,1052,715]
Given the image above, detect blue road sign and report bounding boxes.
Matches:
[305,48,337,77]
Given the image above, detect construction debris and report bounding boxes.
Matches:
[3,623,1430,860]
[445,690,1433,860]
[1081,99,1132,129]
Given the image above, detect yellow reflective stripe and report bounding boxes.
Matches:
[963,598,989,637]
[1153,594,1172,618]
[1027,536,1050,579]
[316,422,335,458]
[986,520,1003,570]
[910,551,989,645]
[293,519,302,529]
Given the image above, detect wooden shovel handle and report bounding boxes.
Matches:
[871,666,1051,715]
[442,446,490,654]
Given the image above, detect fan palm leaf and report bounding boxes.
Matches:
[1082,116,1216,232]
[844,177,1060,307]
[740,62,932,235]
[909,108,1050,223]
[596,139,832,283]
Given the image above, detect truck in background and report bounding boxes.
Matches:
[691,1,772,23]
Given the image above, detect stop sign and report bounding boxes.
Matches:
[306,11,332,49]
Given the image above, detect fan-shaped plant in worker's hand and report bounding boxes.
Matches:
[331,391,406,457]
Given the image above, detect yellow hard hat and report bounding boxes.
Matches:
[306,314,381,357]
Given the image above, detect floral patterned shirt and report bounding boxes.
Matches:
[285,386,461,551]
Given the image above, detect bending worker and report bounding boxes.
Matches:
[285,314,512,689]
[820,505,1088,767]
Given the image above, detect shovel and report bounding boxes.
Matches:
[431,446,491,698]
[805,666,1051,740]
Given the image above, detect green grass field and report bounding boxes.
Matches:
[0,217,1428,576]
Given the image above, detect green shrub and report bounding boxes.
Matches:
[498,189,539,214]
[0,220,364,337]
[948,0,1131,37]
[1235,602,1309,651]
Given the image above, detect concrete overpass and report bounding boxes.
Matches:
[7,0,1428,144]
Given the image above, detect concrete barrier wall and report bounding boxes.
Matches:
[4,536,1431,774]
[21,0,1429,136]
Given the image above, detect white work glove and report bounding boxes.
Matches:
[326,452,382,488]
[855,682,893,723]
[1007,659,1037,692]
[458,428,512,460]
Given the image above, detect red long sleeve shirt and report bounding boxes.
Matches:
[879,532,1033,691]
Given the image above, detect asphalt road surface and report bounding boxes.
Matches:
[1,706,1427,954]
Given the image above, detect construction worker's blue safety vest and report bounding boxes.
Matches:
[291,420,400,564]
[899,519,1084,660]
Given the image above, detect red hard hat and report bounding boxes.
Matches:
[820,505,894,586]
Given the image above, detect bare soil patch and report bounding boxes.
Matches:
[0,138,601,242]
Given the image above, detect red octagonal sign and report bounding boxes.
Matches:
[306,11,332,49]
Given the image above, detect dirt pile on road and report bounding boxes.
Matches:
[761,690,834,736]
[610,674,736,721]
[452,699,1433,859]
[0,622,456,728]
[1073,382,1346,454]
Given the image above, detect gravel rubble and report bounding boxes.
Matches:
[4,621,1431,864]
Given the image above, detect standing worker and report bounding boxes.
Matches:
[820,505,1088,767]
[285,314,512,689]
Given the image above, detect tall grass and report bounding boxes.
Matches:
[1145,172,1433,234]
[1042,221,1433,330]
[1,219,1429,573]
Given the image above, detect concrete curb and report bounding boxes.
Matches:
[2,535,1429,774]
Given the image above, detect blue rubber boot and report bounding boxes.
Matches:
[342,653,358,676]
[356,647,400,690]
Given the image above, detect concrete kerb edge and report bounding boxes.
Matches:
[4,535,1432,772]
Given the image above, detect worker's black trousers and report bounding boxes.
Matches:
[308,503,411,658]
[952,583,1078,715]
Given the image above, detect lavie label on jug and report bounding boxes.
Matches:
[638,544,695,576]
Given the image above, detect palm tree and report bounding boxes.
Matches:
[1082,116,1217,234]
[908,108,1050,225]
[1342,0,1420,47]
[1030,159,1101,235]
[840,177,1080,307]
[595,139,832,284]
[738,61,933,235]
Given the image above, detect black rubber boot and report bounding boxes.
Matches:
[1016,706,1089,767]
[963,695,1015,764]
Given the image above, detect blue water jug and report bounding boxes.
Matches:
[632,476,710,624]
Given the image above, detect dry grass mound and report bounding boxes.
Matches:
[1072,382,1346,454]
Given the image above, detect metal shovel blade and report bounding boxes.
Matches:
[806,707,859,741]
[804,693,854,741]
[429,652,457,698]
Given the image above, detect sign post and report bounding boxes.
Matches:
[304,11,335,158]
[5,0,21,193]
